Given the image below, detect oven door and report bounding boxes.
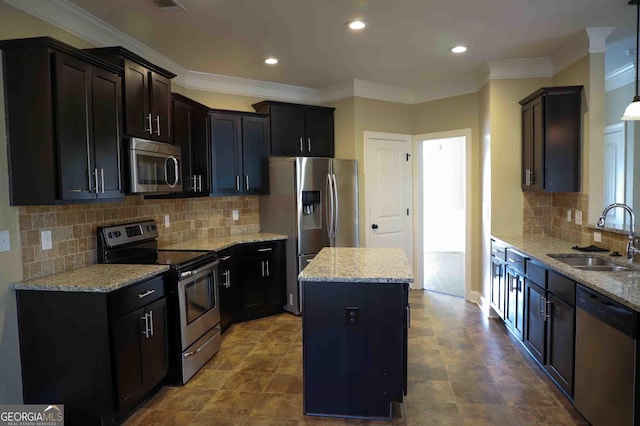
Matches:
[177,260,220,350]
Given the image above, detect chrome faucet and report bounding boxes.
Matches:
[596,203,640,262]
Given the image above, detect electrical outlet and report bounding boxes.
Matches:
[345,306,359,327]
[0,230,10,252]
[594,232,602,243]
[575,210,582,225]
[164,214,170,228]
[232,210,239,221]
[41,230,52,250]
[566,210,572,222]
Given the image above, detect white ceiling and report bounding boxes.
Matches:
[9,0,640,102]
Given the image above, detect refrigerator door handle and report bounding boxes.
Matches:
[332,173,338,238]
[326,173,334,239]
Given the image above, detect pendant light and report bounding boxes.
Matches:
[622,0,640,120]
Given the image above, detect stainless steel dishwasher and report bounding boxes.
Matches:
[574,285,638,426]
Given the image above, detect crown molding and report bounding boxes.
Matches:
[586,27,615,53]
[487,58,553,80]
[183,71,319,104]
[605,62,635,93]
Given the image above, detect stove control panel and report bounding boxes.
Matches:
[98,219,159,248]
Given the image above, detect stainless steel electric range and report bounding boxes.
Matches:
[97,219,220,385]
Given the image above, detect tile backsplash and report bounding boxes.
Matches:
[18,195,259,280]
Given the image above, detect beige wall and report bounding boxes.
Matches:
[606,81,633,126]
[411,93,482,295]
[489,78,552,235]
[325,97,356,159]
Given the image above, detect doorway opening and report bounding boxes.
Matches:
[417,132,468,298]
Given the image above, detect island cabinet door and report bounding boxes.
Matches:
[302,281,406,420]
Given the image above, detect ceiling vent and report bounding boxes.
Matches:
[152,0,185,11]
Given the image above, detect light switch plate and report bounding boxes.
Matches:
[594,232,602,243]
[164,214,170,228]
[41,230,52,250]
[575,210,582,225]
[566,210,572,222]
[0,230,10,252]
[232,210,239,221]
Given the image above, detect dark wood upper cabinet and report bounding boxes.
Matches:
[253,101,335,157]
[172,93,210,195]
[210,110,269,196]
[0,37,124,205]
[520,86,582,192]
[85,46,176,143]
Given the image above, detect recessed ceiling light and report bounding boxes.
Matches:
[265,57,279,65]
[450,45,468,54]
[347,20,366,30]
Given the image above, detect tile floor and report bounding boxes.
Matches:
[423,252,465,298]
[123,290,586,425]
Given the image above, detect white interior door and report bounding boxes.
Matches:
[364,131,413,267]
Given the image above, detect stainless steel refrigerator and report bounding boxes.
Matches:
[260,157,359,314]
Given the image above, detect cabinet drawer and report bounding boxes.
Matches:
[506,249,526,275]
[548,270,575,306]
[109,274,167,317]
[526,260,547,288]
[237,241,282,259]
[491,240,507,262]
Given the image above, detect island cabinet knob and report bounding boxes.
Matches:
[371,224,379,229]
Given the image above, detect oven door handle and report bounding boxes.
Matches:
[179,260,220,280]
[183,333,218,358]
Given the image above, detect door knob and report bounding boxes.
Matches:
[371,224,378,229]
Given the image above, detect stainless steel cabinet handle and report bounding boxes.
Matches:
[147,114,153,134]
[257,248,273,252]
[236,176,240,192]
[198,175,202,192]
[191,175,197,192]
[155,115,161,136]
[142,313,149,338]
[149,310,154,336]
[220,255,231,261]
[265,260,269,276]
[507,257,520,263]
[245,175,250,191]
[545,300,551,320]
[307,138,311,152]
[299,137,304,152]
[261,260,265,277]
[525,169,534,186]
[100,169,105,193]
[138,289,156,299]
[406,304,411,328]
[539,296,545,315]
[93,169,99,194]
[225,270,231,288]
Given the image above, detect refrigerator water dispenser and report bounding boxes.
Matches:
[301,191,322,229]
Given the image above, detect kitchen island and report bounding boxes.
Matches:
[298,247,413,420]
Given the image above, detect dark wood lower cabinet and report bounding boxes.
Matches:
[234,240,286,322]
[505,267,525,341]
[302,281,408,420]
[523,279,546,364]
[545,292,575,396]
[16,274,168,425]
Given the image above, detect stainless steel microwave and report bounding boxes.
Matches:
[128,138,183,194]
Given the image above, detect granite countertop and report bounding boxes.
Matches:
[12,264,170,293]
[298,247,414,283]
[493,234,640,311]
[159,233,287,251]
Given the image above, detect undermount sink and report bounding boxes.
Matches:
[574,265,631,272]
[548,255,632,272]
